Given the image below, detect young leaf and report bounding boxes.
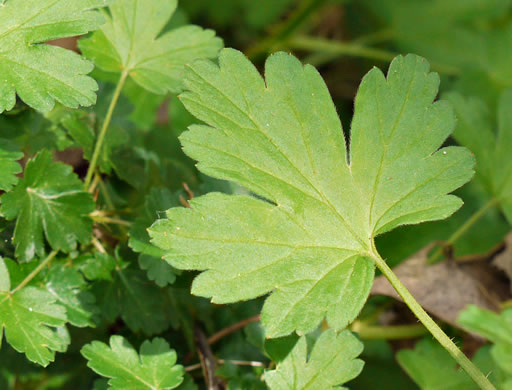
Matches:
[396,338,477,390]
[79,0,223,94]
[0,0,109,113]
[0,139,23,191]
[0,258,68,367]
[0,150,95,261]
[82,336,184,390]
[149,50,474,337]
[264,330,364,389]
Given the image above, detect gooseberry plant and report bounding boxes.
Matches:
[0,0,511,389]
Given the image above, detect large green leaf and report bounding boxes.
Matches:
[0,258,68,367]
[0,0,110,113]
[82,336,184,390]
[149,50,474,337]
[0,150,95,261]
[0,139,23,191]
[79,0,223,94]
[264,330,364,390]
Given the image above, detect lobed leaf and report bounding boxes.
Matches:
[0,139,23,191]
[79,0,223,94]
[44,264,98,328]
[96,266,173,335]
[0,258,68,367]
[0,0,110,113]
[82,336,184,390]
[0,150,95,261]
[149,50,474,337]
[264,330,364,390]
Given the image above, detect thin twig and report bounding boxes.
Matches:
[195,325,224,390]
[10,250,59,295]
[208,315,261,346]
[185,359,266,373]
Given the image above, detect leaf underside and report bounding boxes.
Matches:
[148,49,475,338]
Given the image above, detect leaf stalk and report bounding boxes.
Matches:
[287,36,460,75]
[84,70,129,190]
[10,250,59,295]
[350,321,428,340]
[429,198,498,263]
[370,244,496,390]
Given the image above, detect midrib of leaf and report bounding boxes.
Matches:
[95,351,160,390]
[0,0,61,42]
[367,63,417,233]
[46,285,90,318]
[27,188,83,200]
[186,66,368,249]
[301,346,347,389]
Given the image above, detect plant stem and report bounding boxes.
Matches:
[350,321,427,340]
[10,250,58,295]
[246,0,328,60]
[84,70,129,190]
[429,198,498,263]
[91,215,132,227]
[287,36,460,75]
[208,314,261,345]
[290,35,396,62]
[370,245,496,390]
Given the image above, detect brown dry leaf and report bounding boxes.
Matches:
[371,244,510,328]
[493,233,512,291]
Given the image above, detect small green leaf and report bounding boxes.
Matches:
[459,305,512,376]
[77,253,117,281]
[130,188,181,286]
[0,258,68,367]
[397,338,485,390]
[96,266,173,335]
[81,336,184,390]
[0,0,110,113]
[150,50,474,337]
[79,0,223,94]
[0,139,23,191]
[44,264,98,328]
[0,150,95,261]
[139,254,177,287]
[264,330,364,390]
